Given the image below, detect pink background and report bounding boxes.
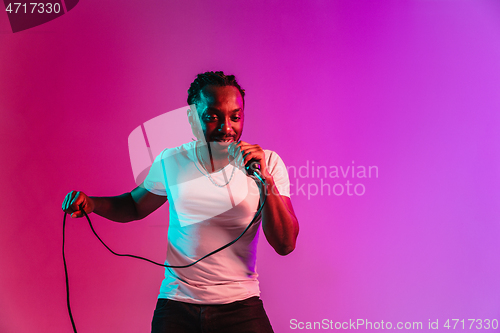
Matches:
[1,0,499,332]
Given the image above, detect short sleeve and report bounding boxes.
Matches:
[143,150,168,196]
[265,150,291,197]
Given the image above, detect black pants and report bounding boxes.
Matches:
[151,296,274,333]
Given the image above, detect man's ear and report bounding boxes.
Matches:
[187,104,198,121]
[187,105,203,141]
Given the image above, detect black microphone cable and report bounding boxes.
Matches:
[63,178,267,333]
[62,206,78,333]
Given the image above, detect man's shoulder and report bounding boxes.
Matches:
[264,149,287,167]
[263,149,282,159]
[157,141,196,160]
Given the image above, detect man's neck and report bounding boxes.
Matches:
[197,142,234,173]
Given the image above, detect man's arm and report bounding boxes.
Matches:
[230,141,299,255]
[260,177,299,256]
[62,186,167,222]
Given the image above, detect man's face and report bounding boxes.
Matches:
[193,85,244,146]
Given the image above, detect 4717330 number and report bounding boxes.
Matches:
[5,2,61,14]
[443,319,498,330]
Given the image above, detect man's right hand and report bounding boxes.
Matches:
[62,191,95,218]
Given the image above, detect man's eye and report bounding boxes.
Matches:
[232,117,241,121]
[205,115,217,121]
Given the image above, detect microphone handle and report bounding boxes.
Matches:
[245,159,266,184]
[245,159,261,176]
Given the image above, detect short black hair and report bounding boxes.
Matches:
[187,71,245,109]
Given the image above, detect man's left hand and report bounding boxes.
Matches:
[229,141,271,180]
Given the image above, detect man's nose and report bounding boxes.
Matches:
[219,118,233,134]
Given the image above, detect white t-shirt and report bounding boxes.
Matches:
[143,141,290,304]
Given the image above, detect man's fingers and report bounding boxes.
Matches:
[231,142,267,175]
[233,144,264,165]
[62,191,83,214]
[62,191,92,218]
[242,147,263,163]
[63,191,76,213]
[62,193,70,211]
[69,191,81,211]
[71,210,83,218]
[63,191,73,211]
[67,191,78,210]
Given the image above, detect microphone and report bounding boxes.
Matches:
[228,143,266,184]
[245,159,265,184]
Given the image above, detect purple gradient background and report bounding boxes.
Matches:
[1,1,499,332]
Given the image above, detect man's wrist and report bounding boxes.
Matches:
[262,172,274,185]
[263,175,282,196]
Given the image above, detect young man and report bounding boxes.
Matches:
[62,71,299,332]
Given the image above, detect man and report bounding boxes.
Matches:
[62,71,299,332]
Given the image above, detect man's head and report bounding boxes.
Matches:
[187,71,245,144]
[187,71,245,109]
